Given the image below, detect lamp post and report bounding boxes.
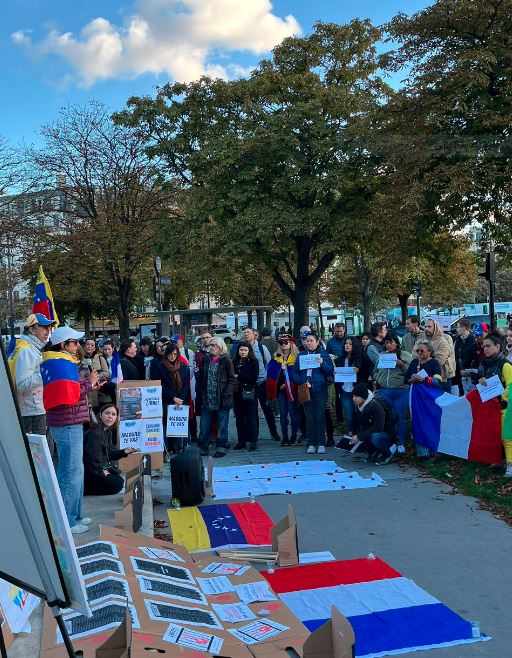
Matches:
[154,256,162,312]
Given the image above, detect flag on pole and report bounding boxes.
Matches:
[32,266,59,327]
[111,348,124,384]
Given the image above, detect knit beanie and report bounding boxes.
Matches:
[353,383,369,399]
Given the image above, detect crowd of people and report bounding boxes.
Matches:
[6,311,512,533]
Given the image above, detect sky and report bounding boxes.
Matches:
[1,0,432,146]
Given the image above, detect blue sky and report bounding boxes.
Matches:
[1,0,431,146]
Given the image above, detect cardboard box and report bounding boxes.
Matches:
[41,526,310,658]
[271,505,299,567]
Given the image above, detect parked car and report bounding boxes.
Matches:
[212,328,236,345]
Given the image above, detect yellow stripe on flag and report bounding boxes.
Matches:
[167,506,211,552]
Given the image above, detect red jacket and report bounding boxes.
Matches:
[46,375,92,427]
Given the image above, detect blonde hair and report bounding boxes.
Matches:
[209,336,228,354]
[276,342,298,358]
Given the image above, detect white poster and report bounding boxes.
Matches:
[141,386,163,418]
[166,405,190,437]
[299,354,321,370]
[334,367,357,383]
[377,353,397,369]
[0,579,40,633]
[119,419,163,452]
[477,375,505,403]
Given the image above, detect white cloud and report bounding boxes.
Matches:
[11,0,301,87]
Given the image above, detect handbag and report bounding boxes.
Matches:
[298,382,311,404]
[242,389,255,401]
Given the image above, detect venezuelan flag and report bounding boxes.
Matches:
[167,502,273,552]
[41,351,80,410]
[33,266,60,326]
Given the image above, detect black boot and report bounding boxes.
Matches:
[233,442,246,450]
[249,442,257,451]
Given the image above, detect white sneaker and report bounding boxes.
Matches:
[70,523,89,535]
[317,445,326,454]
[306,446,316,455]
[78,517,92,525]
[505,464,512,478]
[397,445,406,454]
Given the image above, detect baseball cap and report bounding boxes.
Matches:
[49,326,85,345]
[300,325,312,338]
[26,313,56,328]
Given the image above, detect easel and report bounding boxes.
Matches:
[0,343,82,657]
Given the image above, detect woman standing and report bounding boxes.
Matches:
[42,326,99,534]
[157,341,190,454]
[292,332,334,455]
[478,331,512,477]
[373,334,412,453]
[266,334,299,446]
[83,404,136,495]
[119,338,140,381]
[82,337,112,409]
[196,337,236,458]
[337,337,362,435]
[232,341,259,451]
[405,340,442,457]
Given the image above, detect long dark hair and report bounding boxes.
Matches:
[342,336,361,366]
[385,333,402,358]
[233,340,256,366]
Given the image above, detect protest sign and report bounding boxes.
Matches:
[299,354,321,370]
[118,386,162,419]
[377,353,397,369]
[166,405,190,437]
[140,387,163,418]
[334,367,357,383]
[477,375,505,403]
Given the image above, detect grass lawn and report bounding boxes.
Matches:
[405,454,512,525]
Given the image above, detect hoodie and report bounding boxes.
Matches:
[425,321,456,381]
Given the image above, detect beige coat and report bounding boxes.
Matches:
[424,321,456,381]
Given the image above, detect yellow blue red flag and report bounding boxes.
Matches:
[32,266,59,326]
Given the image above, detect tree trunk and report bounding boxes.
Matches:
[116,277,132,339]
[83,317,91,337]
[398,293,409,325]
[256,308,265,331]
[291,289,310,338]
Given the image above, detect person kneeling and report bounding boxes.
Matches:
[349,383,394,465]
[84,403,136,495]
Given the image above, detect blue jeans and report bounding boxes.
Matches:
[379,387,409,446]
[277,391,299,441]
[51,424,84,527]
[371,431,392,456]
[199,408,230,452]
[339,389,354,434]
[303,388,328,447]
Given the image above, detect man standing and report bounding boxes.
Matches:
[424,319,456,391]
[8,313,56,434]
[260,327,278,357]
[453,319,477,395]
[367,322,388,368]
[326,322,347,423]
[135,337,153,379]
[242,327,280,441]
[402,315,425,355]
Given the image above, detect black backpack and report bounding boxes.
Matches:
[374,396,399,437]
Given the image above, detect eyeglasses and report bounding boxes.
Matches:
[417,348,428,353]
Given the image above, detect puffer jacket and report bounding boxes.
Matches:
[292,347,334,393]
[373,350,412,389]
[8,333,47,416]
[46,375,92,427]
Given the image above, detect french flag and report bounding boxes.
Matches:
[263,559,489,657]
[111,348,124,384]
[410,384,502,464]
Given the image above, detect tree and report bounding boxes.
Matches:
[26,103,175,337]
[383,0,512,251]
[116,21,392,336]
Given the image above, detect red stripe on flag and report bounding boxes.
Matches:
[43,380,80,410]
[33,300,50,316]
[263,558,401,594]
[466,389,503,464]
[228,503,273,546]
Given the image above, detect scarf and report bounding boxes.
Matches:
[162,358,182,394]
[41,350,80,410]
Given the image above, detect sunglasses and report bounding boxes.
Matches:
[279,340,290,345]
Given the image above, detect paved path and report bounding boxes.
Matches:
[9,410,512,656]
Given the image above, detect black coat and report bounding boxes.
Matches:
[120,355,140,381]
[84,424,125,477]
[233,357,259,397]
[350,397,386,446]
[196,354,236,410]
[157,361,190,405]
[454,333,477,373]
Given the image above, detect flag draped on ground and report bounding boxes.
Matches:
[168,502,273,552]
[40,351,80,410]
[263,558,489,657]
[410,384,502,464]
[32,266,59,326]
